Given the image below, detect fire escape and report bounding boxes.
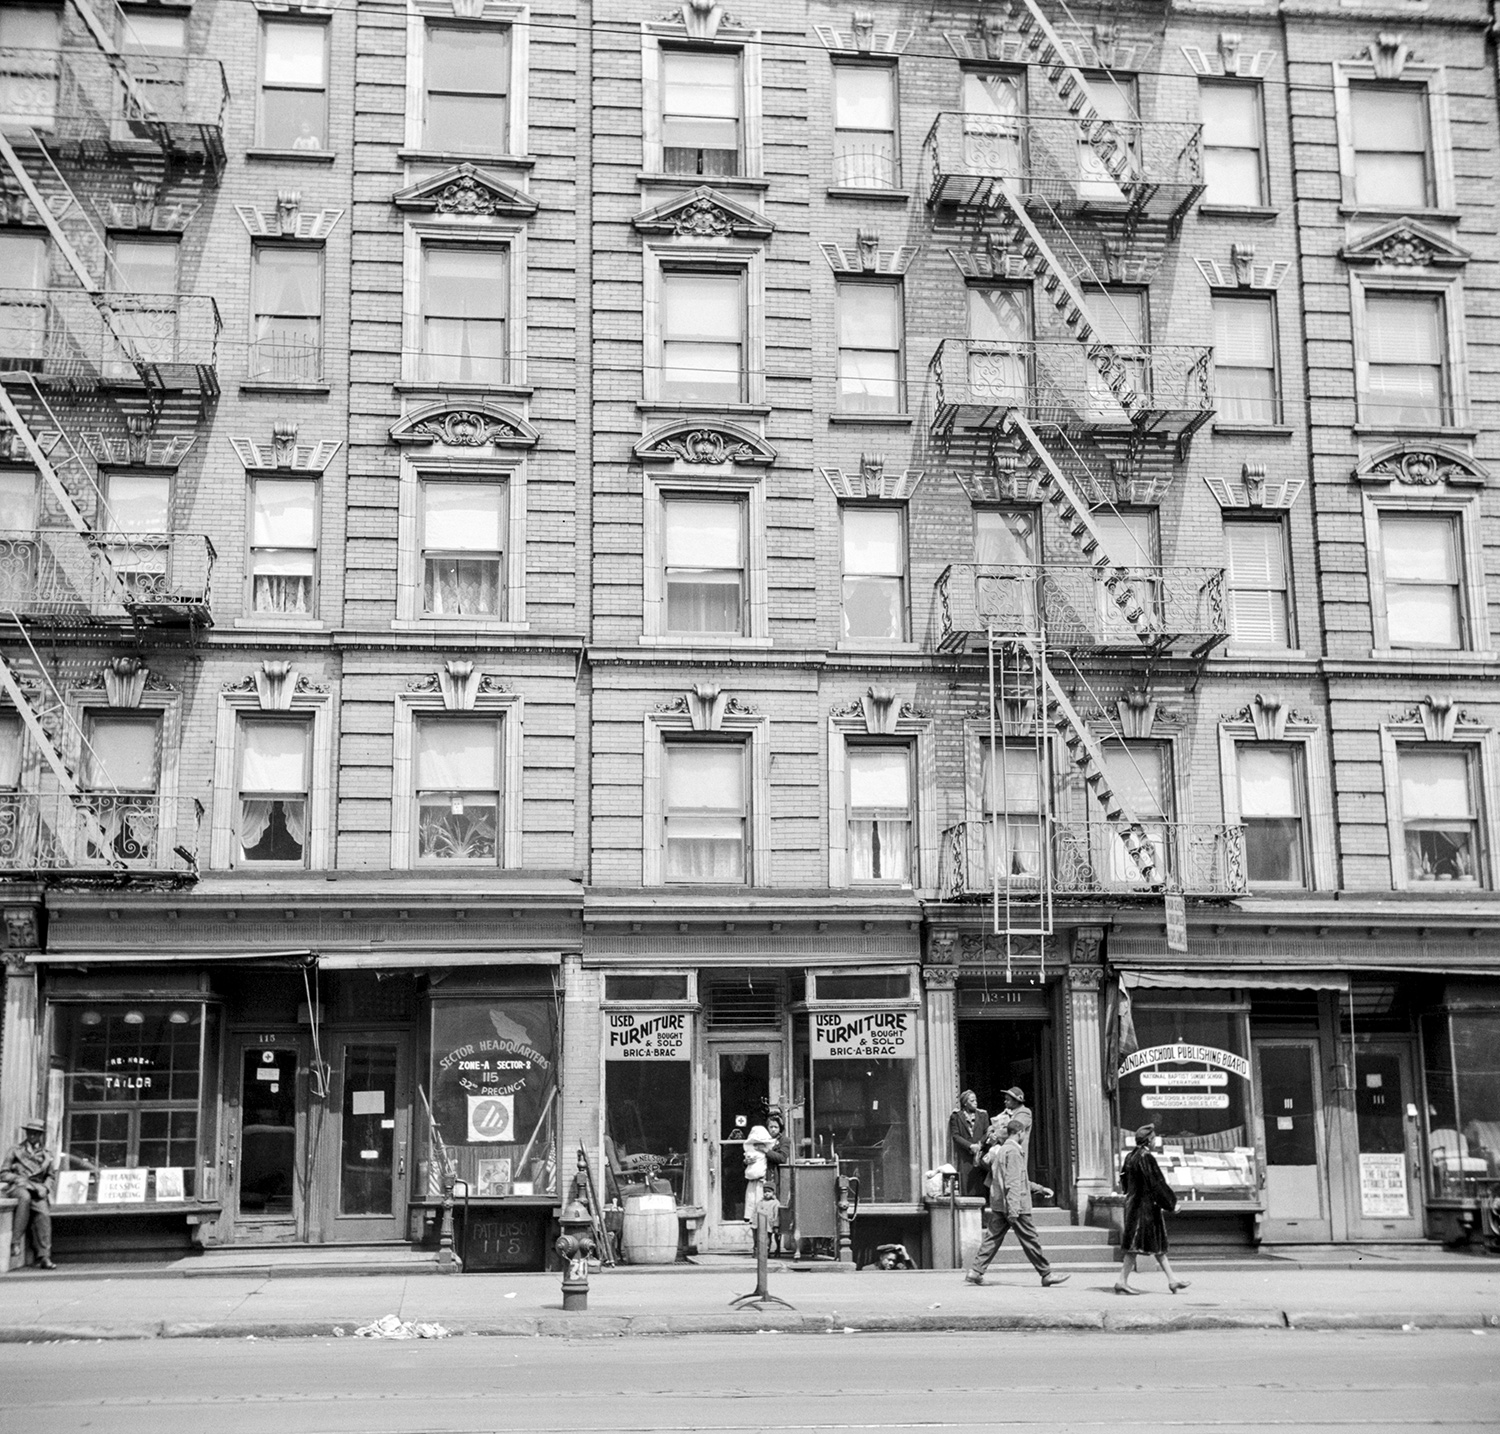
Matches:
[924,1,1247,955]
[0,0,222,879]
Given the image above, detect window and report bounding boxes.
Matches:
[259,20,327,151]
[83,713,160,864]
[1086,287,1147,420]
[1399,748,1482,885]
[967,286,1032,403]
[981,739,1043,885]
[1350,83,1430,209]
[249,478,317,617]
[842,506,905,641]
[0,470,37,532]
[102,472,169,599]
[973,506,1038,631]
[1237,744,1305,886]
[109,236,177,295]
[847,745,912,883]
[1100,741,1169,886]
[663,495,744,634]
[1362,292,1447,427]
[1225,519,1291,647]
[661,269,743,402]
[1079,72,1137,202]
[0,231,47,367]
[664,741,746,882]
[0,711,21,789]
[250,246,323,383]
[1200,81,1265,206]
[661,49,740,176]
[833,64,896,188]
[420,245,507,386]
[1213,295,1279,424]
[836,282,903,412]
[421,480,505,618]
[0,474,36,607]
[0,6,61,129]
[961,68,1024,173]
[414,717,500,863]
[235,718,309,864]
[119,10,185,53]
[1378,511,1464,649]
[423,23,509,152]
[1093,509,1159,637]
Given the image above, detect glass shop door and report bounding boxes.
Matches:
[703,1041,782,1253]
[318,1034,413,1242]
[1344,1041,1425,1241]
[224,1031,309,1244]
[1254,1040,1332,1242]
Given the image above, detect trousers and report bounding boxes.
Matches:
[11,1188,52,1263]
[969,1207,1051,1279]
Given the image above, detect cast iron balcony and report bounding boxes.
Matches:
[938,818,1249,900]
[0,789,193,875]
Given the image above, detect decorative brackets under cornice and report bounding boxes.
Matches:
[83,429,196,470]
[820,232,917,275]
[814,15,912,53]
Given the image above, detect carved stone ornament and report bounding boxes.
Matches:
[634,420,775,466]
[82,428,196,470]
[230,429,343,473]
[820,235,918,275]
[1389,694,1476,743]
[1353,443,1487,489]
[820,460,924,502]
[921,964,958,991]
[106,179,200,233]
[1194,253,1291,290]
[103,656,148,709]
[234,198,344,241]
[1179,38,1277,79]
[1072,927,1104,967]
[1115,690,1159,741]
[813,13,912,54]
[1224,693,1317,742]
[1341,219,1468,270]
[3,906,41,952]
[392,164,538,218]
[665,0,736,41]
[389,401,540,450]
[1364,32,1412,81]
[0,425,60,465]
[632,187,774,240]
[1204,462,1305,511]
[225,662,326,710]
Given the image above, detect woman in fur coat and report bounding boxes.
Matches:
[1114,1124,1190,1295]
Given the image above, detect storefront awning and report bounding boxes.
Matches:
[1120,969,1349,991]
[29,949,563,968]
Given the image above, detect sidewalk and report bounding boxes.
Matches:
[1,1256,1498,1341]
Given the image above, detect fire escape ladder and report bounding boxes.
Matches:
[1003,410,1161,647]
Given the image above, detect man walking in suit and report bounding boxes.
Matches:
[964,1116,1069,1288]
[947,1089,990,1197]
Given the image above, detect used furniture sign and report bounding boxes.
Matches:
[605,1011,691,1060]
[812,1009,914,1059]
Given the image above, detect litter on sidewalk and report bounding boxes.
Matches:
[350,1314,450,1340]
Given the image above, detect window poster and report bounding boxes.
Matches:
[430,998,557,1196]
[811,1009,915,1059]
[1359,1152,1410,1218]
[605,1011,691,1060]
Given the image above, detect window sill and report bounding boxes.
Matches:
[827,186,908,203]
[1397,880,1486,893]
[638,635,775,650]
[395,379,533,399]
[829,412,913,426]
[1211,423,1293,437]
[1353,423,1476,439]
[836,640,920,655]
[233,616,325,632]
[398,149,536,170]
[1340,205,1461,222]
[390,619,530,633]
[1370,649,1496,665]
[638,172,769,192]
[637,400,771,417]
[1197,204,1279,221]
[246,147,338,165]
[240,381,331,396]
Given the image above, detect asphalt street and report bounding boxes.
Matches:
[0,1329,1494,1434]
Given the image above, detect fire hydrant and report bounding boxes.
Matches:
[555,1199,596,1311]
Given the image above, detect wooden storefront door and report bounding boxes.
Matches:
[1343,1040,1426,1241]
[703,1041,782,1253]
[317,1033,413,1243]
[1254,1039,1332,1242]
[223,1031,310,1244]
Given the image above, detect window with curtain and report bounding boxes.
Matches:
[1379,511,1464,649]
[83,713,160,864]
[973,507,1038,632]
[1237,744,1305,886]
[0,470,37,532]
[414,717,501,862]
[236,719,309,864]
[847,745,912,883]
[967,286,1032,403]
[664,741,746,882]
[0,712,23,868]
[0,712,22,790]
[1099,741,1170,887]
[1225,519,1291,647]
[1350,83,1430,209]
[260,20,327,150]
[424,23,509,152]
[421,245,508,385]
[249,478,317,616]
[841,506,905,641]
[1362,291,1446,426]
[0,6,61,129]
[421,480,505,617]
[0,231,47,367]
[1200,81,1264,206]
[250,246,323,382]
[833,64,897,188]
[837,282,902,412]
[960,69,1024,173]
[1400,747,1482,885]
[981,739,1043,885]
[1213,295,1278,423]
[664,495,744,634]
[662,49,740,175]
[661,269,744,402]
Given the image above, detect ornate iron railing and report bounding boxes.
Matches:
[0,790,192,872]
[0,528,215,624]
[939,818,1248,899]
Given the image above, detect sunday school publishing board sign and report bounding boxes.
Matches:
[1118,1044,1250,1111]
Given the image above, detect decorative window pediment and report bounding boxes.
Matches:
[389,400,539,450]
[655,1,745,42]
[820,232,916,276]
[392,164,537,219]
[0,425,60,464]
[234,195,344,241]
[631,186,773,241]
[1353,442,1487,489]
[633,420,774,467]
[1222,693,1318,743]
[1181,35,1278,79]
[1205,463,1305,511]
[814,17,912,54]
[1388,693,1484,742]
[820,458,924,502]
[1195,244,1291,291]
[105,197,201,233]
[1341,218,1468,270]
[83,430,196,471]
[229,424,342,473]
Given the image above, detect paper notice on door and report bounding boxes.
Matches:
[256,1067,279,1082]
[1277,1116,1294,1131]
[1366,1072,1383,1089]
[380,1118,395,1129]
[153,1167,185,1201]
[360,1149,380,1161]
[352,1089,385,1115]
[1359,1152,1409,1218]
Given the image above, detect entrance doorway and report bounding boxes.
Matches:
[958,1018,1057,1196]
[1345,1040,1425,1240]
[318,1034,413,1242]
[704,1041,782,1252]
[225,1031,308,1244]
[1254,1039,1332,1241]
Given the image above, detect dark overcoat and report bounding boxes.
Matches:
[1120,1145,1177,1254]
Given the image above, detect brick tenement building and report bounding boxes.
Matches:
[0,0,1496,1270]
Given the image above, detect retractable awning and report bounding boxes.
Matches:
[1119,969,1349,991]
[29,949,563,968]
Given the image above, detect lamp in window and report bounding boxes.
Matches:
[168,1009,191,1025]
[123,1009,145,1025]
[80,1010,103,1027]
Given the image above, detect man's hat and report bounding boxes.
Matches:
[21,1118,44,1134]
[1002,1086,1026,1103]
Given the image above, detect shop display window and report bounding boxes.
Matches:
[1114,992,1259,1202]
[51,1002,214,1203]
[1422,1008,1500,1199]
[427,996,557,1197]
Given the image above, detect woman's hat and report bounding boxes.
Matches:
[1135,1123,1155,1142]
[1003,1086,1026,1103]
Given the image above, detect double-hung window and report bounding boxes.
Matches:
[0,472,37,607]
[1400,748,1482,885]
[1225,518,1291,647]
[1378,511,1464,649]
[414,717,501,863]
[1237,744,1306,887]
[259,20,327,151]
[1100,742,1170,887]
[421,480,505,618]
[833,64,897,189]
[973,506,1039,633]
[662,48,740,176]
[0,711,21,792]
[83,713,160,864]
[249,478,317,617]
[0,6,60,129]
[981,738,1043,885]
[102,472,169,599]
[1350,83,1430,209]
[841,506,905,641]
[119,10,185,54]
[1362,292,1447,427]
[420,245,508,386]
[250,246,323,383]
[1199,81,1265,207]
[235,718,309,865]
[664,741,746,882]
[847,745,912,884]
[1213,295,1279,424]
[661,269,743,403]
[423,23,508,152]
[0,231,47,366]
[967,286,1031,405]
[663,495,744,635]
[961,69,1024,174]
[836,282,903,413]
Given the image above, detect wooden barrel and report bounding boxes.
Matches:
[621,1193,677,1265]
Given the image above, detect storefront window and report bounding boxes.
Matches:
[1423,1008,1500,1199]
[1115,994,1259,1202]
[604,1009,693,1204]
[51,1002,212,1203]
[428,996,557,1197]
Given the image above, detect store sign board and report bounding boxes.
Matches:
[605,1011,691,1061]
[97,1168,148,1204]
[1165,892,1187,953]
[1117,1044,1251,1081]
[1142,1092,1230,1110]
[1140,1070,1229,1087]
[1358,1153,1410,1218]
[812,1009,914,1059]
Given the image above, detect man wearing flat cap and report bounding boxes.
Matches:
[2,1118,57,1269]
[999,1086,1033,1161]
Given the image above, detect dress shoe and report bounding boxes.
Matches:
[963,1272,985,1285]
[37,1257,56,1270]
[1040,1272,1069,1287]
